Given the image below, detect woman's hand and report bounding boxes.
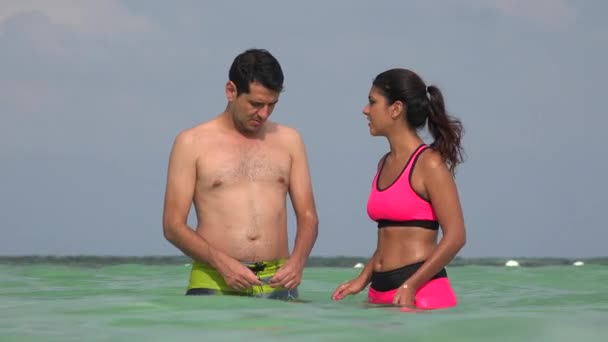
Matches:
[331,277,367,301]
[392,283,416,309]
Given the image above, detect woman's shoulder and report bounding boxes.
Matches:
[417,147,447,172]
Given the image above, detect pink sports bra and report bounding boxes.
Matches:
[366,144,439,230]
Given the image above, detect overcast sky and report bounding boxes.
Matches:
[1,0,606,258]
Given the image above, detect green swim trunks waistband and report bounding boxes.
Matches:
[186,258,298,299]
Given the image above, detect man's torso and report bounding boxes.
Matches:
[190,120,293,262]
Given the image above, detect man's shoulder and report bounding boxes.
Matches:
[268,122,302,141]
[174,119,220,145]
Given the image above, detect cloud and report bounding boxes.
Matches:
[0,0,154,39]
[466,0,577,29]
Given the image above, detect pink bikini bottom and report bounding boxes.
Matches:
[368,277,457,309]
[367,261,457,309]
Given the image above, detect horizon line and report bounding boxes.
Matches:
[1,254,607,259]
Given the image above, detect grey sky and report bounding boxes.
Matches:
[1,0,606,258]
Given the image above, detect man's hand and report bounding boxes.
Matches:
[214,253,263,291]
[268,259,304,290]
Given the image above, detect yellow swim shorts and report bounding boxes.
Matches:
[185,258,298,300]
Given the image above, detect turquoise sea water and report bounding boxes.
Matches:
[1,262,607,341]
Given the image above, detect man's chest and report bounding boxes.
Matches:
[196,142,291,187]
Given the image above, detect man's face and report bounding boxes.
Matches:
[226,81,280,134]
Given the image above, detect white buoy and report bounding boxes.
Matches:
[573,261,584,266]
[353,262,364,269]
[505,260,520,267]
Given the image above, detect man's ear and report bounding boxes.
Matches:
[225,81,237,101]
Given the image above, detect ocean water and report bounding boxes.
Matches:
[1,262,607,341]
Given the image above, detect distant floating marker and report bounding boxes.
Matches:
[505,260,520,267]
[184,263,191,267]
[353,262,364,269]
[573,261,584,266]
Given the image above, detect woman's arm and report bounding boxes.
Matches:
[402,151,466,291]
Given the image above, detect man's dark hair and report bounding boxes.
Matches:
[228,48,284,95]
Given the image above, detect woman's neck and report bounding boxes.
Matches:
[386,129,424,158]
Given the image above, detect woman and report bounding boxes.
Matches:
[331,69,466,310]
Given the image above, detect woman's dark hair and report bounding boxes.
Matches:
[228,48,284,95]
[373,68,464,174]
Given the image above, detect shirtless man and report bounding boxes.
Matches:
[162,49,319,300]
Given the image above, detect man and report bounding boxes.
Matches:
[162,48,318,300]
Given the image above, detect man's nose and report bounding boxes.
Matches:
[257,105,270,118]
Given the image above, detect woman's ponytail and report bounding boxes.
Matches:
[426,85,464,175]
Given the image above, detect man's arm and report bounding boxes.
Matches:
[269,128,319,289]
[162,130,262,290]
[162,130,220,266]
[287,129,319,264]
